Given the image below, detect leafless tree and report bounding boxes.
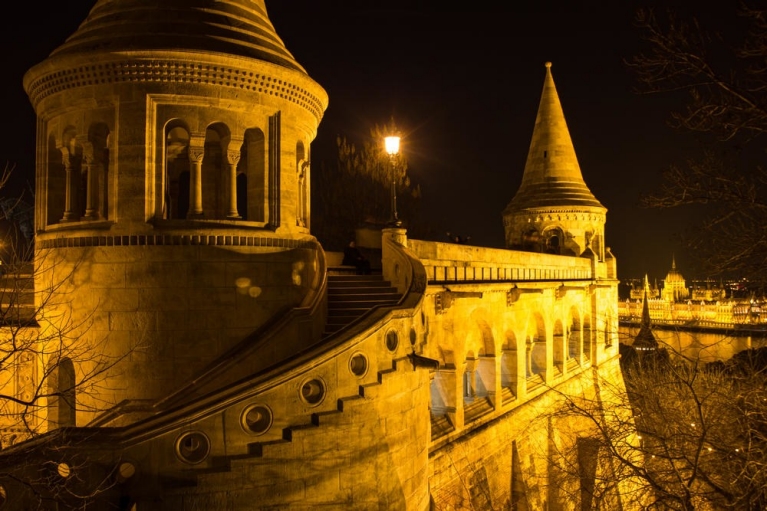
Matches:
[546,343,767,510]
[629,5,767,280]
[0,162,140,508]
[311,119,424,250]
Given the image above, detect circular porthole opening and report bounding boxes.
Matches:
[57,462,71,479]
[300,378,326,406]
[117,461,136,482]
[241,404,273,435]
[386,330,399,352]
[349,354,368,377]
[175,431,211,464]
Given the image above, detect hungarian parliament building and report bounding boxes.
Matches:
[619,256,766,330]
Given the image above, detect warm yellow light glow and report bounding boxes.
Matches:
[385,136,400,156]
[57,463,71,478]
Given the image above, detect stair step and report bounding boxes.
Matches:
[323,273,402,339]
[328,281,393,289]
[328,293,400,302]
[328,296,399,309]
[327,307,367,315]
[328,286,397,294]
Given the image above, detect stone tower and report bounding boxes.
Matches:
[503,62,606,260]
[23,0,328,428]
[2,24,630,507]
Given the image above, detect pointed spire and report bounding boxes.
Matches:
[641,289,652,327]
[505,62,604,209]
[672,253,676,270]
[634,288,658,350]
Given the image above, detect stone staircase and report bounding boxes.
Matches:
[323,274,402,337]
[187,277,405,483]
[214,363,401,473]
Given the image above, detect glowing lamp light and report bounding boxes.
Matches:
[384,135,402,227]
[385,136,400,156]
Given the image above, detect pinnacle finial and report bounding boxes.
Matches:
[545,61,552,69]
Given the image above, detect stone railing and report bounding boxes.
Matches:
[407,240,593,284]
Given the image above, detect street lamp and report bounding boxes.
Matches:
[384,135,401,227]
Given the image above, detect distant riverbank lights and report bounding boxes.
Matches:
[385,135,401,227]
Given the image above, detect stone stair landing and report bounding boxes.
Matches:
[324,274,401,337]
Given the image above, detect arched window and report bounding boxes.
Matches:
[84,123,110,221]
[430,372,448,417]
[522,228,541,252]
[48,358,76,428]
[543,227,565,255]
[202,123,230,218]
[164,123,190,219]
[238,128,266,222]
[59,129,84,223]
[46,134,66,225]
[583,315,593,363]
[569,315,582,362]
[462,353,478,405]
[296,141,308,228]
[501,331,519,401]
[553,319,565,373]
[526,314,547,392]
[236,173,248,220]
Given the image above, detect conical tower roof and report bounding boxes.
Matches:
[505,62,604,211]
[47,0,305,73]
[634,288,659,350]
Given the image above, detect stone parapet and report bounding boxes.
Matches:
[408,239,592,283]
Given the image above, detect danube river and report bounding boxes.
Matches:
[619,325,767,363]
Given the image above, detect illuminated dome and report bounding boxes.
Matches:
[48,0,306,73]
[665,268,685,282]
[662,255,690,302]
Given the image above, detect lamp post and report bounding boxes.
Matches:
[384,135,401,227]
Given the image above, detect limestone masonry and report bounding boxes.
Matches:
[0,2,630,509]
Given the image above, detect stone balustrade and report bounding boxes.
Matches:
[408,239,593,283]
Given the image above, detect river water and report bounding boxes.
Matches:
[619,325,767,363]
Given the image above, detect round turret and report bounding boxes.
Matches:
[503,63,606,259]
[24,0,328,428]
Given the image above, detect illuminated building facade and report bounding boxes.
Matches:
[0,2,631,509]
[621,258,764,327]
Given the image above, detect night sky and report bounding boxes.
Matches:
[0,1,736,282]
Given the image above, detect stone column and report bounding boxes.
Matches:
[464,357,478,401]
[296,159,309,227]
[525,338,534,379]
[81,142,101,220]
[59,146,78,222]
[226,149,241,219]
[188,138,205,218]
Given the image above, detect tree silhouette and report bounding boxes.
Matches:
[311,119,423,251]
[629,5,767,281]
